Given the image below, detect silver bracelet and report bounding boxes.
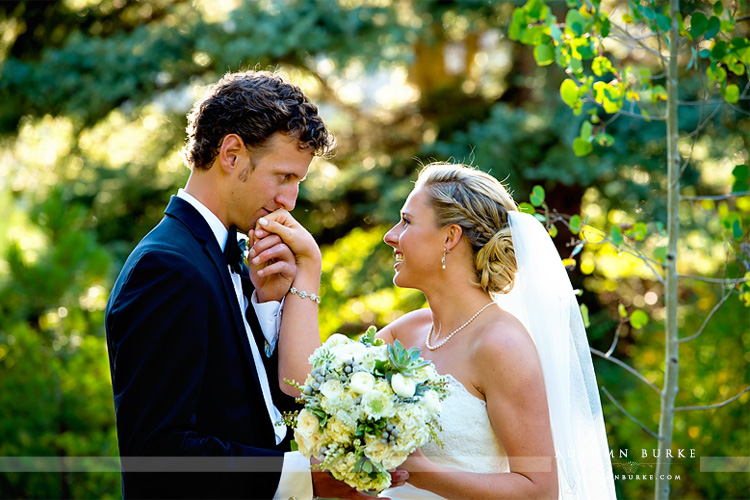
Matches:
[289,286,321,304]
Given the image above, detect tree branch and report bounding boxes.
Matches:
[591,348,662,394]
[675,386,750,411]
[601,386,662,439]
[605,320,625,357]
[681,191,750,201]
[677,274,749,284]
[679,290,733,343]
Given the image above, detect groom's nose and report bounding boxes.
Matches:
[275,184,298,211]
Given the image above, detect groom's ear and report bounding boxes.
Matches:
[218,134,245,174]
[443,224,463,250]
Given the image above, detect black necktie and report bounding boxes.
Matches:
[224,226,248,275]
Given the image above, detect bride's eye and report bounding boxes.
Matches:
[401,216,410,226]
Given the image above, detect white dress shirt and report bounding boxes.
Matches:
[176,190,313,499]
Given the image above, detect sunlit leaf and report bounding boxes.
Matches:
[580,304,590,328]
[618,303,627,318]
[549,225,559,238]
[570,215,582,234]
[630,310,649,329]
[629,222,648,241]
[519,202,536,215]
[654,246,668,263]
[725,84,740,104]
[592,56,613,76]
[530,185,546,207]
[573,137,593,156]
[534,43,556,66]
[560,79,579,108]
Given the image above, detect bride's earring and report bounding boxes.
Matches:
[441,248,448,270]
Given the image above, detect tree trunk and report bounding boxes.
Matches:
[655,0,681,498]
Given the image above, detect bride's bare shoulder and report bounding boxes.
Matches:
[375,308,431,345]
[474,308,541,376]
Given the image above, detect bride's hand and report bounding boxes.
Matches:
[253,209,321,272]
[400,447,428,472]
[248,209,321,302]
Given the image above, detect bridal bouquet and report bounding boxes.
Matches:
[285,326,447,492]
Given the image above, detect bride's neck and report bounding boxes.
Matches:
[424,286,493,331]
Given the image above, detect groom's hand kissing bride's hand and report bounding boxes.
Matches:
[249,209,322,301]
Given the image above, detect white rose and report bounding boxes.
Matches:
[421,389,442,413]
[296,408,320,437]
[350,371,376,394]
[320,379,344,400]
[325,333,351,347]
[331,341,367,362]
[391,373,416,398]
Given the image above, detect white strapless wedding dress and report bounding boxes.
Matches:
[380,374,509,499]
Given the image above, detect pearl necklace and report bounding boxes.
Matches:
[425,302,496,351]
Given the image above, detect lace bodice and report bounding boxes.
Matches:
[380,374,509,499]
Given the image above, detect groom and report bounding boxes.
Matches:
[105,70,386,499]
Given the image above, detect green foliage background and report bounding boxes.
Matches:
[0,1,748,498]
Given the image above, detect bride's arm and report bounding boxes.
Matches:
[251,210,322,396]
[401,321,559,500]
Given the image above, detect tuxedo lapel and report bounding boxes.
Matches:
[163,197,265,397]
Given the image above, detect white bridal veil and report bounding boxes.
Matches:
[494,211,617,499]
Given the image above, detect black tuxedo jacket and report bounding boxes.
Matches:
[105,196,299,499]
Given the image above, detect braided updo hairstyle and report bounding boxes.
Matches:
[415,163,518,294]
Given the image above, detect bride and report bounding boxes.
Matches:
[373,163,616,499]
[253,162,616,499]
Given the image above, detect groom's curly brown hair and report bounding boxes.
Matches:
[182,69,334,170]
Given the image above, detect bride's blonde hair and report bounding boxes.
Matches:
[415,162,518,294]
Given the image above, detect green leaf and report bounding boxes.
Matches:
[690,12,708,38]
[570,215,582,233]
[526,0,548,21]
[548,224,558,238]
[509,8,526,41]
[629,310,649,329]
[725,84,740,104]
[595,132,615,147]
[565,9,586,36]
[618,303,627,318]
[654,246,668,263]
[707,64,727,82]
[580,304,590,328]
[732,220,744,239]
[560,79,580,108]
[534,43,556,66]
[592,56,613,76]
[705,16,721,40]
[711,41,729,60]
[656,14,672,32]
[573,137,593,156]
[519,202,536,215]
[652,84,668,102]
[732,164,749,192]
[611,225,624,246]
[630,222,648,241]
[530,185,546,207]
[550,23,563,42]
[713,1,724,16]
[622,13,634,24]
[580,120,593,139]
